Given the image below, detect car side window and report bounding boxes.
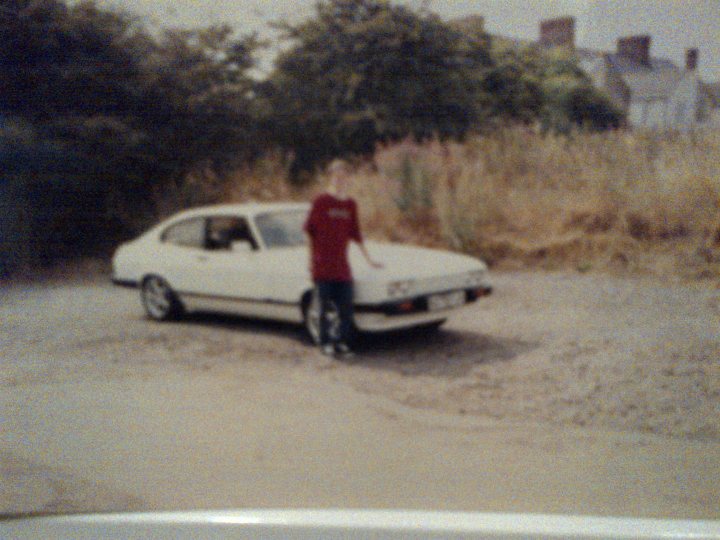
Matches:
[160,218,205,248]
[206,216,258,251]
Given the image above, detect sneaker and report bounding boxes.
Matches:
[335,342,355,358]
[321,343,336,357]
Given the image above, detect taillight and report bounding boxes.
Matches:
[476,286,492,297]
[397,301,415,312]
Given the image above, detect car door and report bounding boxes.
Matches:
[155,216,210,295]
[200,215,265,307]
[250,208,313,304]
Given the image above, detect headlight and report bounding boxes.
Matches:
[465,270,486,287]
[387,279,414,298]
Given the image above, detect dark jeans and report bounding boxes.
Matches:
[316,280,354,346]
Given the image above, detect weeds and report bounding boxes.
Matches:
[348,127,720,278]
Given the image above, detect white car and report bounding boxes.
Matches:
[112,202,492,342]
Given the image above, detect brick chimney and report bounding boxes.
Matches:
[539,17,575,49]
[686,48,698,70]
[617,35,651,66]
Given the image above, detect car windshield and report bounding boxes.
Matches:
[254,209,308,249]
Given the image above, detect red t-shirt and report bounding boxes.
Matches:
[304,193,363,282]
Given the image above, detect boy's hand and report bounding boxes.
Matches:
[358,242,383,269]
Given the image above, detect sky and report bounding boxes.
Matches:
[96,0,720,81]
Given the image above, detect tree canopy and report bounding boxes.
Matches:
[1,0,263,273]
[266,0,493,178]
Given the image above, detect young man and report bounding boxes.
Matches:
[303,159,383,357]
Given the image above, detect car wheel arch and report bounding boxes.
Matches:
[140,274,185,321]
[300,289,318,343]
[300,289,314,313]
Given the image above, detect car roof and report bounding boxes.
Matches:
[167,202,310,222]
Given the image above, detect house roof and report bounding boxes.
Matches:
[602,53,681,101]
[575,48,603,62]
[605,53,677,74]
[476,21,693,103]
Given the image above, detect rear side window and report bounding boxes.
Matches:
[161,218,205,248]
[207,216,258,250]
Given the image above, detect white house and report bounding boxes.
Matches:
[538,18,716,130]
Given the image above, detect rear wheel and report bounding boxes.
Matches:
[141,276,184,321]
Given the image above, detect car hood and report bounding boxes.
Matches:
[269,241,486,282]
[354,241,485,280]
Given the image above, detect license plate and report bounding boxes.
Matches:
[427,290,465,311]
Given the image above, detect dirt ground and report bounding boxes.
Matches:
[1,270,719,519]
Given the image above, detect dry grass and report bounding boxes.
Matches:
[220,128,720,280]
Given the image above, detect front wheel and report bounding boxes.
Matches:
[141,275,184,321]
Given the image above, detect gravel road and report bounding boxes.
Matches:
[2,271,719,518]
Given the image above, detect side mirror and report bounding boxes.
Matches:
[231,240,254,253]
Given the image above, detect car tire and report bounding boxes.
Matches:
[141,275,184,321]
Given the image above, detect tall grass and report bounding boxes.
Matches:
[355,128,720,276]
[222,128,720,277]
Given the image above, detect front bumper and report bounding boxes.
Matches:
[354,286,492,332]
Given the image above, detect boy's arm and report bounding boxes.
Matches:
[351,201,383,269]
[357,241,383,269]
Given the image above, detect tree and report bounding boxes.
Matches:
[0,0,265,273]
[481,39,624,133]
[481,41,544,125]
[537,49,623,133]
[266,0,492,179]
[0,1,149,118]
